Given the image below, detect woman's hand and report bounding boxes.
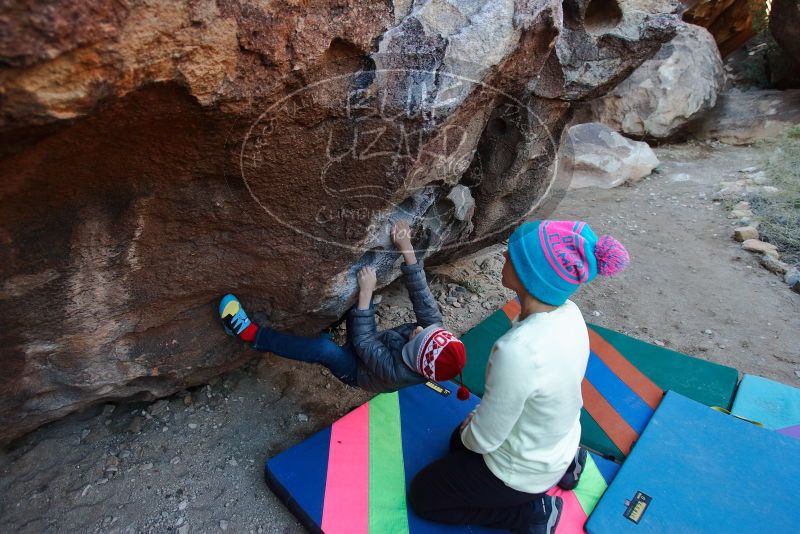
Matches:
[459,411,475,431]
[357,266,377,310]
[391,220,417,265]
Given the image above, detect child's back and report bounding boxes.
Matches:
[347,262,445,392]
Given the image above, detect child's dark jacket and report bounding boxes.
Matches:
[347,262,443,393]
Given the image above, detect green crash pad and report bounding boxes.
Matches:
[588,324,738,409]
[460,301,740,460]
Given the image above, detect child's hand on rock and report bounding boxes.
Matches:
[356,266,377,310]
[358,266,377,294]
[392,220,413,250]
[392,220,417,265]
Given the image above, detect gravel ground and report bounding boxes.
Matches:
[1,142,798,533]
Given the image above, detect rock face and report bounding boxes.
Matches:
[689,89,800,145]
[684,0,755,57]
[722,34,800,90]
[0,0,678,444]
[561,123,660,189]
[589,22,724,139]
[770,0,800,67]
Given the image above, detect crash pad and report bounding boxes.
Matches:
[265,382,620,533]
[460,299,739,461]
[586,391,800,533]
[731,374,800,438]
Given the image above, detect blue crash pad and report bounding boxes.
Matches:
[586,390,800,533]
[731,374,800,435]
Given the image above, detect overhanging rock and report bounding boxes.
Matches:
[0,0,678,444]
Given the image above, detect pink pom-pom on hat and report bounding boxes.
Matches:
[595,235,630,276]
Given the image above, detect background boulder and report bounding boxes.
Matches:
[588,22,724,139]
[0,0,678,444]
[689,89,800,144]
[560,123,659,189]
[683,0,756,57]
[770,0,800,67]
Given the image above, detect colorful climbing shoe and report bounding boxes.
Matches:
[219,294,252,337]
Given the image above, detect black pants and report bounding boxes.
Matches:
[408,427,549,533]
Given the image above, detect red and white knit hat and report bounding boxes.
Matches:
[402,325,469,399]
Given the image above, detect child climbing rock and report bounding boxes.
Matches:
[408,220,630,534]
[218,220,468,394]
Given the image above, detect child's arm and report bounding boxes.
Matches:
[349,266,404,385]
[356,265,376,311]
[392,221,444,328]
[392,219,418,266]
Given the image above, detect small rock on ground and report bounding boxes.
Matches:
[127,416,144,434]
[759,255,789,275]
[741,239,779,258]
[733,226,758,242]
[786,268,800,287]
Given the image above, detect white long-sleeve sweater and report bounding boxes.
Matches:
[460,300,590,493]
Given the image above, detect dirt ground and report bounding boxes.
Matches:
[1,142,798,533]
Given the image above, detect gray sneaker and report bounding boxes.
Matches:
[557,447,588,491]
[523,495,563,534]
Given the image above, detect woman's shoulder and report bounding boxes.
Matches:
[494,307,584,354]
[491,327,537,363]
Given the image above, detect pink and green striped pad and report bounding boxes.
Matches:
[265,382,620,533]
[547,453,619,532]
[460,298,739,462]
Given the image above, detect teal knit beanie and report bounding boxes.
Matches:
[507,220,630,306]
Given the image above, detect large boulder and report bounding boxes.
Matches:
[684,0,755,57]
[770,0,800,67]
[531,0,682,100]
[0,0,678,444]
[588,22,724,139]
[560,123,660,189]
[689,89,800,144]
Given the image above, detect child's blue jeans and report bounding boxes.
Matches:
[252,327,359,386]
